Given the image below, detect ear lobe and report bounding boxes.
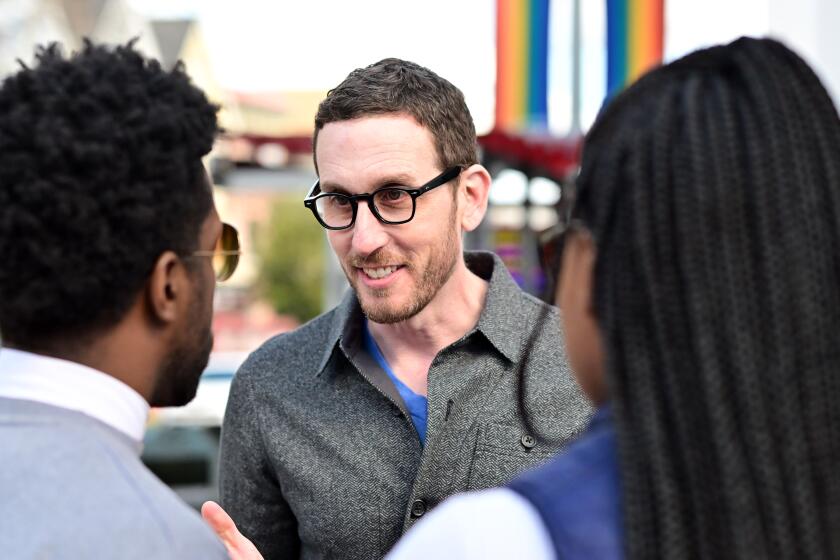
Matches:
[459,164,491,232]
[147,251,182,325]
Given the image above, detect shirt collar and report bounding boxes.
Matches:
[0,348,150,443]
[315,287,362,374]
[468,251,541,363]
[315,251,533,374]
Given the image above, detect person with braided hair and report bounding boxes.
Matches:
[384,36,840,559]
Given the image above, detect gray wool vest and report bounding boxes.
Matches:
[0,397,228,559]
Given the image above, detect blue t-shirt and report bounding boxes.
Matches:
[363,321,428,445]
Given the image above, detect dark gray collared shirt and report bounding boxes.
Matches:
[219,251,592,560]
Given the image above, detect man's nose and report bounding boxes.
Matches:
[350,200,388,255]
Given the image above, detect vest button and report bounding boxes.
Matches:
[521,434,536,449]
[410,499,427,518]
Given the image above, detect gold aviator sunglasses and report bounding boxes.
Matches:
[190,222,241,281]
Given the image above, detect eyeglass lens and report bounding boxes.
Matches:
[315,188,414,228]
[214,223,240,281]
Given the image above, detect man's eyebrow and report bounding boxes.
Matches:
[374,173,418,189]
[320,173,420,194]
[318,182,352,195]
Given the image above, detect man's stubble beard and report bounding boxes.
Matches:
[149,276,214,408]
[350,209,461,325]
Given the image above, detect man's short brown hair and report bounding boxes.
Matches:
[313,58,479,173]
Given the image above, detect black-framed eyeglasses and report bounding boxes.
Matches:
[188,222,241,282]
[304,166,463,230]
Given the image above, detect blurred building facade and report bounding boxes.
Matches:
[0,0,160,73]
[6,0,840,332]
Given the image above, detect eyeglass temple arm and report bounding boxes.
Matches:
[416,166,463,196]
[191,250,242,256]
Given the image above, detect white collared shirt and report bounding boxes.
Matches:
[0,347,149,442]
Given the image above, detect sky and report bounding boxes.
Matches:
[129,0,498,130]
[125,0,810,135]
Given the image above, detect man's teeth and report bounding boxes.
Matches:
[364,266,397,279]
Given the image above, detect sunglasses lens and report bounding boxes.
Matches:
[214,223,240,281]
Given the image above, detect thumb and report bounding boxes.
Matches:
[202,500,237,539]
[202,500,263,560]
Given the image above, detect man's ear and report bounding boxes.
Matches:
[147,251,185,325]
[458,164,491,232]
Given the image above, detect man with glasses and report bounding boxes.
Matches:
[215,58,591,560]
[0,42,238,558]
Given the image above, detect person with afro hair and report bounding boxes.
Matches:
[0,40,236,558]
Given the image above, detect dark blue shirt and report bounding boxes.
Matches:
[507,405,622,559]
[363,321,428,445]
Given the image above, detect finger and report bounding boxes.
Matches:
[202,500,239,541]
[201,501,264,560]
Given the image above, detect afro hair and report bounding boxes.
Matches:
[0,40,220,348]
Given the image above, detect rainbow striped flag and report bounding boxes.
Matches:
[495,0,550,132]
[607,0,664,98]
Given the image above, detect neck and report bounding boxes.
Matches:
[75,333,160,402]
[367,258,488,394]
[9,309,163,404]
